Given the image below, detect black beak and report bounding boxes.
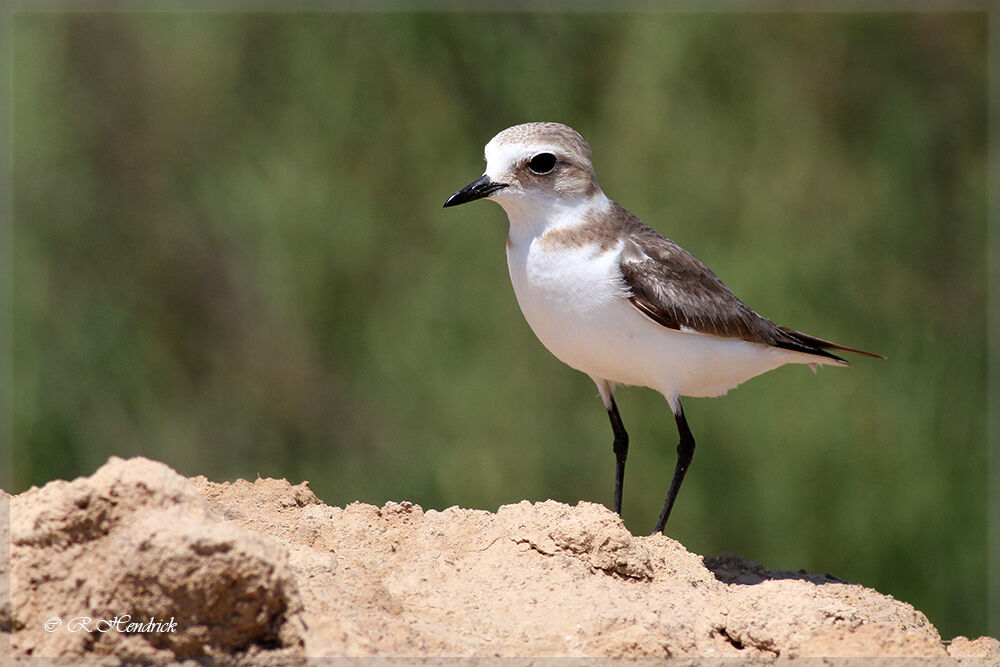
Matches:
[443,174,508,208]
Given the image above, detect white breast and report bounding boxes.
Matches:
[507,238,633,375]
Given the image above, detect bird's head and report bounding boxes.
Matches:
[444,122,602,218]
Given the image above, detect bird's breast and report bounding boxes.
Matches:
[508,240,622,319]
[505,239,639,375]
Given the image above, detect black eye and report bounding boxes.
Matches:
[527,152,557,175]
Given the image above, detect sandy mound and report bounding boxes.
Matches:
[3,457,997,661]
[5,458,303,661]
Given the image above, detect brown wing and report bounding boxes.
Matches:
[614,205,880,363]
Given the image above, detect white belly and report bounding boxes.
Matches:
[506,239,809,402]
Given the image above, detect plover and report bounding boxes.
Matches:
[444,122,881,534]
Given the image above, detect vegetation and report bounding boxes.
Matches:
[12,13,986,639]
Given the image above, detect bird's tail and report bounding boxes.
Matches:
[775,326,885,365]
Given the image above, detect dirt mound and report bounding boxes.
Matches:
[4,457,997,661]
[6,458,303,661]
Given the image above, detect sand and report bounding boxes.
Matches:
[3,456,996,662]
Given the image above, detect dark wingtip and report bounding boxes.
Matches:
[777,327,884,362]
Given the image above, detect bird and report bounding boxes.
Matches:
[443,122,881,534]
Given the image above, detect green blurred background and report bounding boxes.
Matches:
[10,12,987,639]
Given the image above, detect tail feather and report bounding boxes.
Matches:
[775,326,885,364]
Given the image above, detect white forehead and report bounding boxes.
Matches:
[481,122,593,179]
[483,139,555,177]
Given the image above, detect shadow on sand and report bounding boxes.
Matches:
[703,554,848,586]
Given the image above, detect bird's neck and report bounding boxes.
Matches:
[500,191,611,248]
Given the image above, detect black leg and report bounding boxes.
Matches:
[606,397,629,515]
[653,404,696,534]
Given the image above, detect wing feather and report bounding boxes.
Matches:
[613,204,880,363]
